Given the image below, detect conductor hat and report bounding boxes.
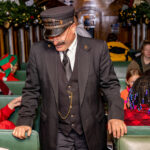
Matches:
[40,6,75,39]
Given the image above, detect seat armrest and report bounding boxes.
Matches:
[0,130,40,150]
[116,135,150,150]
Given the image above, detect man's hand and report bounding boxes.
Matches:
[108,119,127,139]
[12,126,32,139]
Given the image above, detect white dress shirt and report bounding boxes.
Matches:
[59,34,77,71]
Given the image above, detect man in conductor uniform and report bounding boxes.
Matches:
[13,6,127,150]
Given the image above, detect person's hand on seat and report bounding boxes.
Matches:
[108,119,127,139]
[12,126,32,139]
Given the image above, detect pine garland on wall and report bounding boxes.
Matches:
[0,0,43,29]
[119,0,150,26]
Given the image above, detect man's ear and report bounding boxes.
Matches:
[71,23,77,33]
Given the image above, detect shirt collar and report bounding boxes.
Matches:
[68,32,77,52]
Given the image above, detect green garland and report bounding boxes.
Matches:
[0,0,43,29]
[119,1,150,26]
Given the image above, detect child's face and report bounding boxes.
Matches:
[11,63,18,74]
[126,75,140,88]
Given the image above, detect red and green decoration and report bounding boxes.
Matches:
[0,54,17,81]
[119,1,150,26]
[0,0,44,29]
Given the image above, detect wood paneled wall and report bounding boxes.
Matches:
[74,0,125,40]
[0,26,42,66]
[1,0,150,64]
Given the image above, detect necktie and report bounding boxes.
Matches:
[62,49,72,81]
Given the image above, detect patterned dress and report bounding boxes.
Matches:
[124,104,150,126]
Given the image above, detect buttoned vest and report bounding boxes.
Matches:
[57,52,83,136]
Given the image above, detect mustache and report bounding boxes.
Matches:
[55,41,65,47]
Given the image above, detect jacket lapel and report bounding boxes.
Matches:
[44,36,91,107]
[45,44,59,107]
[77,36,91,106]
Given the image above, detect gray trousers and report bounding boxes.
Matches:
[56,130,88,150]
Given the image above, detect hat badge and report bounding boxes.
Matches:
[48,44,51,48]
[84,45,88,50]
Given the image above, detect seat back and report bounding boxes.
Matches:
[116,126,150,150]
[127,126,150,135]
[4,81,25,95]
[14,70,26,81]
[113,61,130,79]
[20,63,27,70]
[0,95,40,132]
[0,130,40,150]
[119,79,126,92]
[117,135,150,150]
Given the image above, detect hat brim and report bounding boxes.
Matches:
[44,24,71,40]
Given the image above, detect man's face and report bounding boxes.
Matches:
[48,23,76,52]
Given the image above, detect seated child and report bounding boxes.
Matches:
[121,69,141,110]
[0,96,21,129]
[124,70,150,125]
[0,54,19,81]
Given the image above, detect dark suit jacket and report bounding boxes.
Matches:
[17,35,124,150]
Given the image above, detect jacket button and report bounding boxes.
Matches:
[71,115,74,118]
[71,124,75,127]
[68,85,71,88]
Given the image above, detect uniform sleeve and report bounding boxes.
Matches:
[99,41,124,120]
[17,45,41,127]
